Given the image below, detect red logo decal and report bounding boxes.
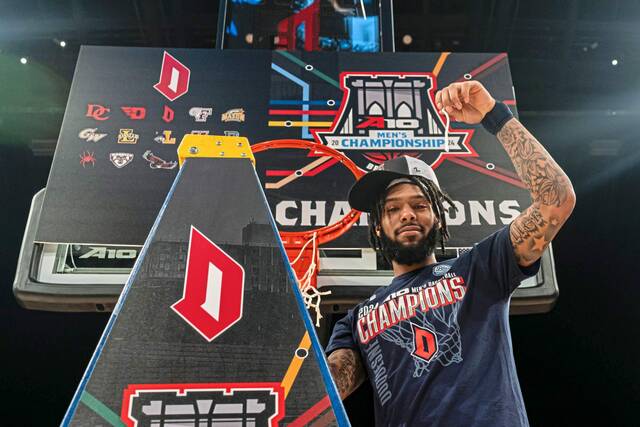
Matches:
[153,51,190,101]
[121,106,146,120]
[162,105,175,123]
[412,323,438,362]
[86,104,110,121]
[172,226,244,341]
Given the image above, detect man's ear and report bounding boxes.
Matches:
[375,227,381,236]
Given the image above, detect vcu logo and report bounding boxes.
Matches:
[313,72,475,169]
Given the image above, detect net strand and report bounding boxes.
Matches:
[289,232,331,327]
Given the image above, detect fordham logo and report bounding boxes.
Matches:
[121,383,284,427]
[153,51,191,101]
[171,226,245,342]
[313,72,475,169]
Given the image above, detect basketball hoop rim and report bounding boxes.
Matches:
[251,139,365,247]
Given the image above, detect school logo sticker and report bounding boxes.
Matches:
[224,130,240,137]
[109,152,134,168]
[121,106,146,120]
[153,51,190,101]
[221,108,245,123]
[162,105,175,123]
[121,382,284,427]
[79,151,96,168]
[154,130,176,145]
[172,226,245,342]
[86,104,110,121]
[117,129,139,144]
[78,128,107,142]
[313,72,476,170]
[142,150,177,170]
[189,107,213,122]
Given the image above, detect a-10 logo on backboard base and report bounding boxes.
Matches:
[313,72,475,170]
[121,383,284,427]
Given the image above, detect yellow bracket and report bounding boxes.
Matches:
[177,134,255,168]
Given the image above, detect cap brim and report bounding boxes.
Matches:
[348,170,410,212]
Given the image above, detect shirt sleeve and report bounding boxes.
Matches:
[472,223,541,299]
[325,308,358,355]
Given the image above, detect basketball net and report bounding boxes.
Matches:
[288,232,331,327]
[251,139,364,328]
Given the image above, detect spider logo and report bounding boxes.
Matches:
[79,151,96,168]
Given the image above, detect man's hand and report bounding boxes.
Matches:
[327,348,366,400]
[435,81,496,124]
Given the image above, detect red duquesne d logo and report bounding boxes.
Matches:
[153,51,190,101]
[171,226,245,342]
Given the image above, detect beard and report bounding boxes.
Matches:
[379,225,440,266]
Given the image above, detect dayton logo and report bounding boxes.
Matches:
[313,72,476,169]
[172,226,245,342]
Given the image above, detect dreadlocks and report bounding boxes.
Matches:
[367,176,457,264]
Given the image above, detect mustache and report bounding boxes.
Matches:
[395,223,425,236]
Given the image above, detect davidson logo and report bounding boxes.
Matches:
[313,72,475,169]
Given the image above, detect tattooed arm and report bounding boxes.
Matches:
[497,119,576,266]
[435,81,576,267]
[327,348,367,400]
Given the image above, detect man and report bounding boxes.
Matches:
[326,80,575,426]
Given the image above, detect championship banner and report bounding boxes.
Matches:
[36,46,524,251]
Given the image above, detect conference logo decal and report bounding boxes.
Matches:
[162,105,175,123]
[154,130,176,145]
[121,382,284,427]
[109,152,134,168]
[171,226,245,341]
[142,150,177,170]
[79,151,96,168]
[154,51,190,101]
[221,108,245,123]
[78,128,107,142]
[121,106,146,120]
[312,72,476,170]
[117,129,139,144]
[86,104,110,121]
[189,107,213,122]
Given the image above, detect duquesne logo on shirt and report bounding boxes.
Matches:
[356,274,467,344]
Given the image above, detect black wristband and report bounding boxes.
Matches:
[481,101,513,135]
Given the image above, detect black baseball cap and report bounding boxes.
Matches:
[348,156,440,212]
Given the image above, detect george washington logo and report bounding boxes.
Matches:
[313,72,476,170]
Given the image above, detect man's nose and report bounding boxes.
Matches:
[400,206,416,222]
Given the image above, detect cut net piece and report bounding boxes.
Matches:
[287,233,331,327]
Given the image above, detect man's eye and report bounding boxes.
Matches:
[386,207,399,213]
[415,204,429,210]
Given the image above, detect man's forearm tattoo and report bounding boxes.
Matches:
[328,349,365,399]
[498,119,571,208]
[509,204,561,264]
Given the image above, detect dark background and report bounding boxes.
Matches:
[2,0,639,425]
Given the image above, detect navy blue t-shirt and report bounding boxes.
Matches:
[326,225,541,427]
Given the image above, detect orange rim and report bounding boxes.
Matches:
[252,139,365,247]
